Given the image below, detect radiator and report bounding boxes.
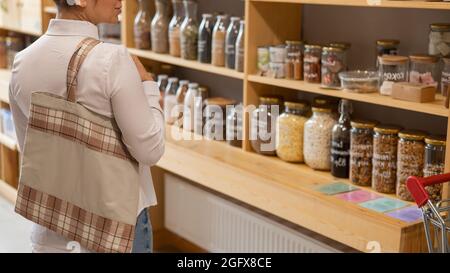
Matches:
[164,174,343,253]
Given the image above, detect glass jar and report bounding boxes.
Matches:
[0,37,7,69]
[372,125,401,194]
[397,131,426,202]
[134,0,152,50]
[276,101,310,163]
[180,0,198,60]
[198,14,214,64]
[379,55,409,96]
[226,103,243,148]
[304,106,337,170]
[331,100,352,178]
[204,97,237,141]
[183,83,199,132]
[151,0,170,54]
[429,23,450,57]
[157,74,169,93]
[376,39,400,66]
[164,77,179,125]
[250,97,282,156]
[194,86,209,134]
[212,15,227,67]
[329,42,351,51]
[441,57,450,97]
[303,44,322,83]
[225,17,240,69]
[285,41,303,81]
[6,36,24,69]
[174,80,189,127]
[423,136,446,202]
[350,120,376,186]
[235,20,245,73]
[257,46,270,76]
[409,55,439,86]
[321,46,347,89]
[169,0,184,57]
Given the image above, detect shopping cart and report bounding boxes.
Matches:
[407,173,450,253]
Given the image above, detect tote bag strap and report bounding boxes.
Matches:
[66,37,102,103]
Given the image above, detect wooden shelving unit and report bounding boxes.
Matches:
[121,0,450,252]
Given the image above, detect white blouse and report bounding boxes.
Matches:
[9,19,164,252]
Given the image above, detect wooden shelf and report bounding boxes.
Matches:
[0,133,17,151]
[248,75,449,117]
[0,178,17,204]
[157,125,426,253]
[250,0,450,10]
[128,48,245,80]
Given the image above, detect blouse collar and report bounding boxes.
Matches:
[46,19,99,39]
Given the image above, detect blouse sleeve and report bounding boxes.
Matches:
[106,46,165,166]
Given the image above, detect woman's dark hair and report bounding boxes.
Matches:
[53,0,69,9]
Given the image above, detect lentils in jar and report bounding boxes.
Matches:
[397,131,426,201]
[350,120,377,186]
[372,125,401,194]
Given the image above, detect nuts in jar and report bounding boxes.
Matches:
[350,120,377,186]
[423,136,446,202]
[372,125,401,194]
[276,101,310,163]
[397,130,426,201]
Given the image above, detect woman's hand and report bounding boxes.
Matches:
[131,55,154,82]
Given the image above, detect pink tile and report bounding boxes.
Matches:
[335,190,382,204]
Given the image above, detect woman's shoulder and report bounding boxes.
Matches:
[95,42,132,62]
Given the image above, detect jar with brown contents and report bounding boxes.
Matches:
[212,15,227,67]
[350,120,377,186]
[423,136,446,202]
[397,131,426,201]
[303,44,322,83]
[372,125,401,194]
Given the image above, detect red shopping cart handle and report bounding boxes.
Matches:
[407,173,450,207]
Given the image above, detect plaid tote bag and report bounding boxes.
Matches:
[14,38,141,253]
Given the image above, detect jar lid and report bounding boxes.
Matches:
[260,96,282,105]
[286,40,304,45]
[425,135,446,146]
[322,46,345,52]
[376,39,400,46]
[312,107,332,113]
[198,86,208,93]
[328,42,351,50]
[374,125,402,134]
[284,101,309,110]
[202,13,213,18]
[204,97,237,107]
[304,44,322,50]
[379,55,409,65]
[351,120,377,129]
[230,16,241,21]
[168,77,179,83]
[313,96,338,109]
[188,83,199,88]
[179,80,189,85]
[409,54,438,64]
[399,130,426,141]
[430,23,450,31]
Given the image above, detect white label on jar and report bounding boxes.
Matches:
[225,44,235,55]
[198,40,208,53]
[383,72,405,82]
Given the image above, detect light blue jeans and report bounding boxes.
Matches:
[132,208,153,253]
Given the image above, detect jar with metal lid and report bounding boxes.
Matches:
[134,0,152,50]
[304,105,337,170]
[212,15,227,67]
[331,100,352,178]
[164,78,179,125]
[180,0,198,60]
[169,0,184,57]
[6,36,24,69]
[429,23,450,57]
[226,103,243,148]
[372,125,401,194]
[285,41,303,81]
[304,44,322,83]
[441,57,450,97]
[313,96,339,118]
[409,55,439,86]
[321,46,347,89]
[250,97,282,156]
[376,39,400,63]
[329,42,351,51]
[0,37,6,69]
[397,130,426,201]
[225,17,241,69]
[276,101,310,163]
[379,55,409,96]
[204,97,237,141]
[423,136,446,202]
[350,120,377,186]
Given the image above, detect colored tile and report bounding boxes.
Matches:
[386,206,423,223]
[335,190,382,204]
[359,197,409,213]
[316,182,358,195]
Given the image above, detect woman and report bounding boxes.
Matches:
[9,0,164,253]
